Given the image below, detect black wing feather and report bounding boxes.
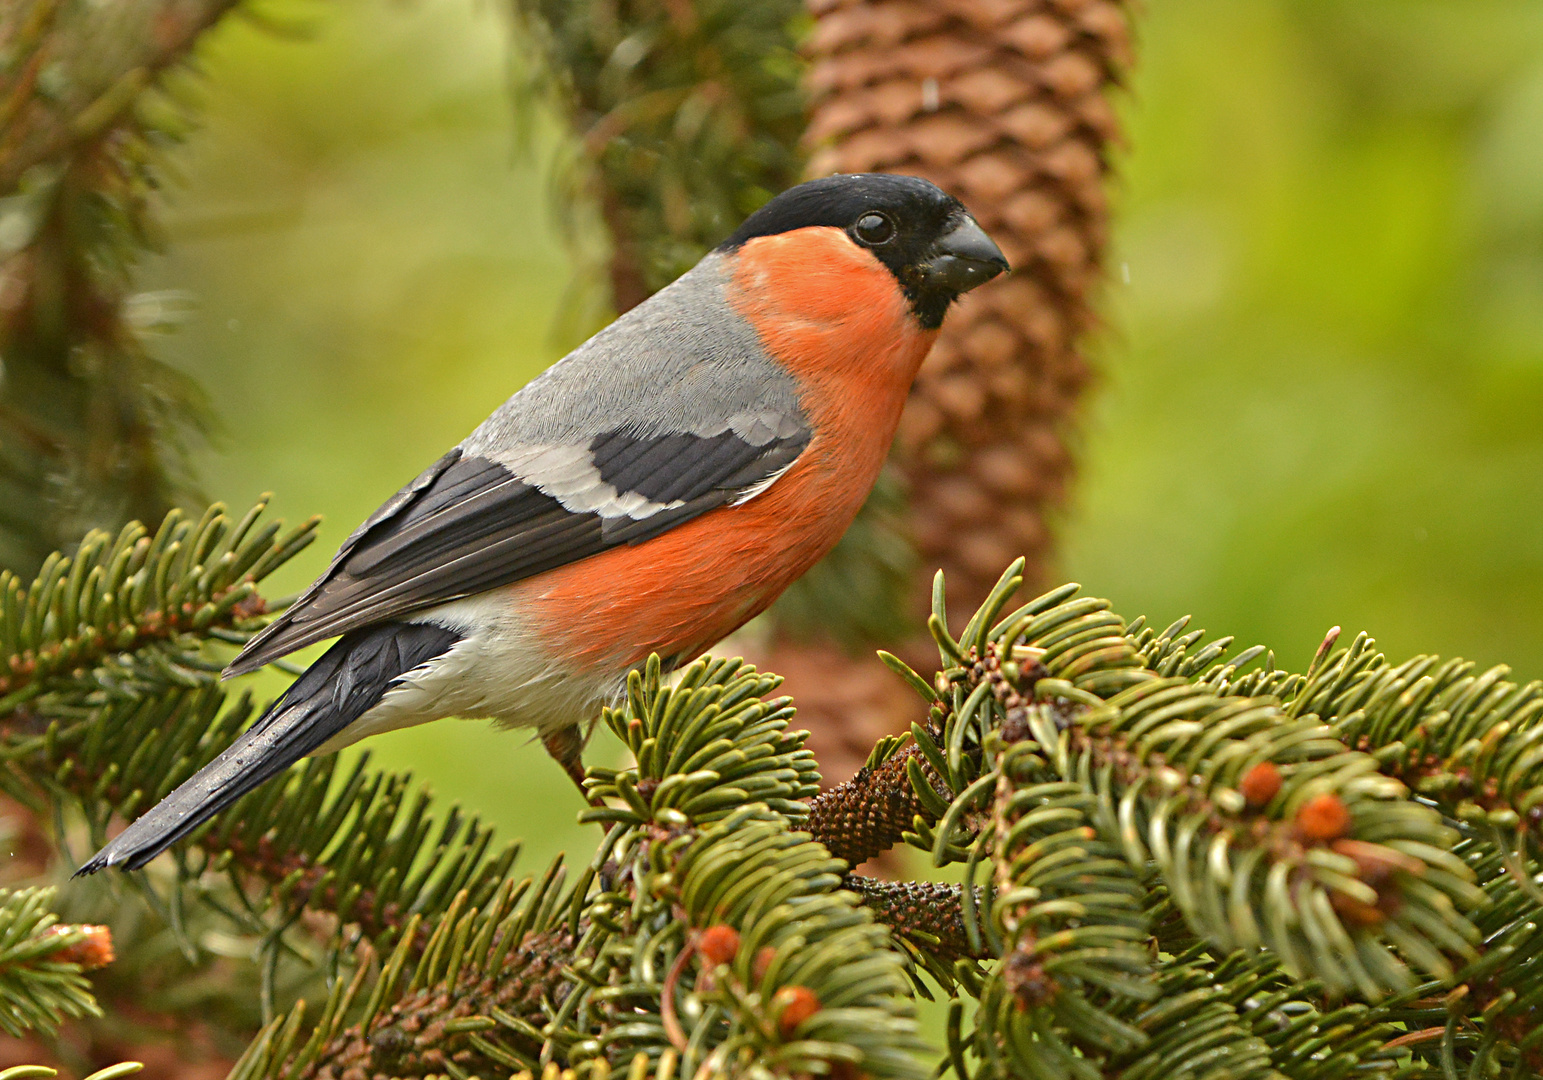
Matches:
[225,422,808,676]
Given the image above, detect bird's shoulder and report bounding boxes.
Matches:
[466,254,805,455]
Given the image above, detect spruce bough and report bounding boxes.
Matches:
[2,502,1540,1078]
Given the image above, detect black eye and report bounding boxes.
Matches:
[853,212,895,245]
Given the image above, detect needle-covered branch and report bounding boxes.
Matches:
[1296,633,1543,861]
[0,0,240,190]
[0,0,246,575]
[231,876,578,1080]
[0,504,519,961]
[0,885,109,1037]
[5,500,1543,1078]
[237,657,929,1080]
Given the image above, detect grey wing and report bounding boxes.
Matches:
[224,420,810,677]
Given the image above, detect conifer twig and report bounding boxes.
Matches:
[290,928,574,1080]
[0,886,106,1036]
[0,0,240,191]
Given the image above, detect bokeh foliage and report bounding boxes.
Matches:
[3,0,1540,1071]
[1072,0,1543,675]
[0,0,231,577]
[504,0,808,318]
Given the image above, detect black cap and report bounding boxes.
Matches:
[720,174,1009,328]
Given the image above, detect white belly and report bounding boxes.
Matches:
[309,594,626,757]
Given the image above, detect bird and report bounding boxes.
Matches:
[78,172,1007,874]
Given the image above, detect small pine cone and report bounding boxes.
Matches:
[806,738,947,868]
[806,0,1132,626]
[843,875,989,962]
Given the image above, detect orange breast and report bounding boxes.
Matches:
[520,228,936,670]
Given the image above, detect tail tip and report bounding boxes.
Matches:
[221,653,263,680]
[76,837,151,877]
[73,851,112,877]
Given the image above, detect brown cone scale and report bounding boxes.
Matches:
[805,0,1130,628]
[752,0,1132,801]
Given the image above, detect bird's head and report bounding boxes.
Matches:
[718,173,1009,329]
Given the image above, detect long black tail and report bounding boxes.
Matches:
[77,621,461,874]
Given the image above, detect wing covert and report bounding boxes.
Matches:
[225,418,809,676]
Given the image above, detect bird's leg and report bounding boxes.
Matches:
[543,725,602,808]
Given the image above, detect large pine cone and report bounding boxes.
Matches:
[805,0,1131,627]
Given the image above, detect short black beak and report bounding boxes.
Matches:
[921,216,1009,294]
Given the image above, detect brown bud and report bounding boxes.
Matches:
[1330,839,1424,885]
[1295,792,1352,842]
[753,946,777,984]
[1239,762,1282,809]
[46,924,115,970]
[1003,949,1056,1007]
[1001,706,1031,743]
[774,985,821,1038]
[1328,889,1386,928]
[697,925,740,967]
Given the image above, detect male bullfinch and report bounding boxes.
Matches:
[80,173,1007,873]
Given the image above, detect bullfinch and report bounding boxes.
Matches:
[80,173,1007,873]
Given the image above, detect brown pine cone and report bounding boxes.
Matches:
[805,0,1132,626]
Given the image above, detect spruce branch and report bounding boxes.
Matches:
[1406,835,1543,1075]
[238,656,928,1079]
[580,655,820,829]
[0,0,239,190]
[1128,614,1300,702]
[906,564,1543,1076]
[0,0,243,575]
[1295,633,1543,861]
[17,685,521,949]
[0,885,107,1037]
[0,504,520,965]
[570,656,925,1077]
[965,738,1158,1076]
[1124,897,1409,1080]
[0,498,317,714]
[11,504,1543,1077]
[905,566,1486,1003]
[504,0,807,318]
[231,873,579,1080]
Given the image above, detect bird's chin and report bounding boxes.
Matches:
[904,274,1002,329]
[917,255,1008,298]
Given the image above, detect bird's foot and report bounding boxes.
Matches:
[543,727,605,809]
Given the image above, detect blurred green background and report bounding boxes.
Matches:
[141,0,1543,926]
